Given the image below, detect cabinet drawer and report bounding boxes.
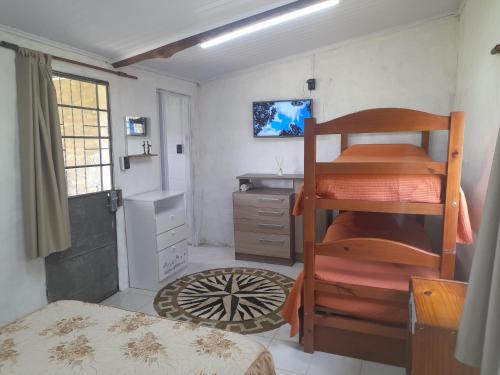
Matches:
[234,218,289,235]
[233,192,290,209]
[156,225,187,252]
[234,205,290,223]
[234,231,290,259]
[156,208,185,234]
[158,240,188,282]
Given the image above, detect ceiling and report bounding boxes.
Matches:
[0,0,462,82]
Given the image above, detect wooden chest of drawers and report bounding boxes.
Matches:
[233,189,294,265]
[409,278,480,375]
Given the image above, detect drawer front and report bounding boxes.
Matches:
[234,231,290,259]
[234,218,289,235]
[156,224,187,252]
[156,208,185,234]
[234,205,290,224]
[233,193,290,209]
[158,240,188,282]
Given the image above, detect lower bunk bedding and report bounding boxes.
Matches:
[0,301,275,375]
[282,212,440,337]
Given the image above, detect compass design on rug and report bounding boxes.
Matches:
[177,272,286,321]
[154,268,295,334]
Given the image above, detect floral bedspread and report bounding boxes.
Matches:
[0,300,275,374]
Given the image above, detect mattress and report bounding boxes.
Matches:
[293,143,473,244]
[282,212,440,337]
[0,301,275,375]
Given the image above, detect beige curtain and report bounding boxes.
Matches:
[455,130,500,375]
[15,48,71,258]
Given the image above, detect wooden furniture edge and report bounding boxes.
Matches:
[314,108,450,135]
[316,238,440,269]
[234,252,294,266]
[315,280,408,303]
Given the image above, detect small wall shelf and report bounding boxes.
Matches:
[119,154,158,171]
[127,153,158,158]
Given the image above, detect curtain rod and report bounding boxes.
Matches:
[0,41,138,80]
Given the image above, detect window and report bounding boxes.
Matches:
[52,73,112,196]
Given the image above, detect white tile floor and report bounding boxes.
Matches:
[101,245,406,375]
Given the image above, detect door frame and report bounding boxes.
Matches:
[157,89,197,245]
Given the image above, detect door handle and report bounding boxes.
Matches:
[106,190,122,213]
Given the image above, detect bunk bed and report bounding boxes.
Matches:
[282,108,472,367]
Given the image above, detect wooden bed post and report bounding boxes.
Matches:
[421,131,430,153]
[303,117,317,353]
[341,134,348,152]
[441,112,465,279]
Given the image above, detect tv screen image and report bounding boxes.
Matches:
[253,99,312,137]
[125,116,147,137]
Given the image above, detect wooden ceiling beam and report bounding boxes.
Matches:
[112,0,323,68]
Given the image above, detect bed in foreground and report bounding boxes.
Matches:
[0,300,275,375]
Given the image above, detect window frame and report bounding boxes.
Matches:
[53,71,114,198]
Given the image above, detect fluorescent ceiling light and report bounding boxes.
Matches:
[200,0,339,49]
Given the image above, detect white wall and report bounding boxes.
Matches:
[453,0,500,280]
[195,17,458,246]
[0,29,198,326]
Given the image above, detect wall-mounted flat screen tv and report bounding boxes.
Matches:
[253,99,313,137]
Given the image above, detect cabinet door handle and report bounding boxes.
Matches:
[259,238,285,246]
[259,197,284,203]
[258,223,284,229]
[258,210,284,217]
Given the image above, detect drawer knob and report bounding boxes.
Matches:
[259,238,285,246]
[258,223,284,229]
[259,198,284,203]
[258,210,284,217]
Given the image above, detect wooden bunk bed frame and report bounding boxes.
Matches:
[302,108,465,366]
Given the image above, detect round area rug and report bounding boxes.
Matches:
[154,267,295,334]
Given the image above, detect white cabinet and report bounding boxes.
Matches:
[158,240,188,281]
[124,191,188,291]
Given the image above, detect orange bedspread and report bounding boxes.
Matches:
[282,212,440,337]
[293,144,473,244]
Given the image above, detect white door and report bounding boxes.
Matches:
[158,90,194,242]
[159,91,190,191]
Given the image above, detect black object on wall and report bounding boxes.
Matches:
[307,78,316,90]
